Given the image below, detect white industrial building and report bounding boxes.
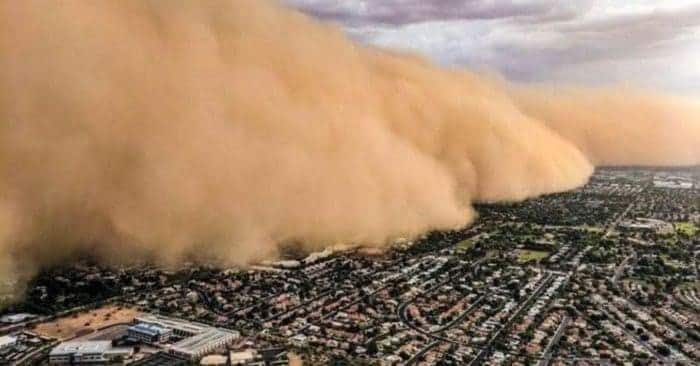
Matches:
[49,341,133,365]
[169,328,238,361]
[0,313,37,324]
[619,218,675,235]
[134,314,239,361]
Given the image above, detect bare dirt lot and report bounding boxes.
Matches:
[32,305,141,340]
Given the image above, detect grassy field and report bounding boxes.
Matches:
[660,255,683,269]
[517,250,550,263]
[33,305,140,340]
[678,281,700,291]
[456,239,475,253]
[675,222,698,237]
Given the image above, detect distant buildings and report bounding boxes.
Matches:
[0,313,37,324]
[49,341,133,365]
[9,167,700,365]
[619,218,675,235]
[0,332,54,364]
[653,175,694,189]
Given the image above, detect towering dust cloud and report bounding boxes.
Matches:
[0,0,698,292]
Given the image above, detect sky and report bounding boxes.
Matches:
[286,0,700,93]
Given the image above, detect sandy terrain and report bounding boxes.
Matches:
[32,305,140,340]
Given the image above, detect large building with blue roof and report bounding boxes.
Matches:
[127,322,173,344]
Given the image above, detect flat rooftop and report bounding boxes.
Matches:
[134,315,209,335]
[50,341,112,356]
[170,328,238,355]
[129,322,172,337]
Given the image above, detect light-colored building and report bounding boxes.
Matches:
[169,328,238,361]
[134,314,209,337]
[230,350,256,365]
[619,218,675,235]
[654,177,693,189]
[135,314,239,361]
[230,349,289,366]
[127,322,172,344]
[289,334,307,347]
[200,354,228,365]
[49,341,133,365]
[0,313,37,324]
[0,335,17,351]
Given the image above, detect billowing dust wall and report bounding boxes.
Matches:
[0,0,698,290]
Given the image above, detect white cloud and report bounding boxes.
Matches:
[287,0,700,92]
